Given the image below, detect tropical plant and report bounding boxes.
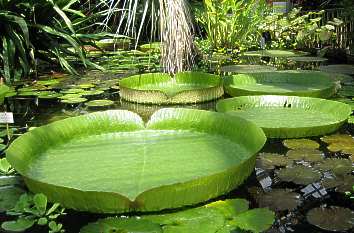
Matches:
[216,95,352,138]
[0,0,103,83]
[80,198,275,233]
[258,7,343,50]
[6,109,266,213]
[1,193,66,233]
[195,0,268,52]
[102,0,195,74]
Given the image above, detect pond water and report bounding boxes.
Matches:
[0,51,353,233]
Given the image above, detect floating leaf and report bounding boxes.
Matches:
[230,208,275,233]
[258,189,302,211]
[221,65,276,73]
[217,95,351,138]
[283,139,320,150]
[322,175,354,193]
[223,71,336,98]
[61,98,87,104]
[321,134,354,155]
[80,218,162,233]
[307,206,354,232]
[257,153,288,170]
[315,159,352,175]
[277,166,321,185]
[119,72,223,104]
[85,99,114,107]
[320,64,354,75]
[1,218,35,232]
[80,198,274,233]
[6,109,266,213]
[286,149,323,162]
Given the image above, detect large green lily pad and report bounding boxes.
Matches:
[319,64,354,75]
[216,95,351,138]
[220,65,276,74]
[6,108,266,213]
[80,198,274,233]
[223,71,337,98]
[119,72,224,104]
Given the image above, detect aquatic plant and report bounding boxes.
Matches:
[6,109,266,213]
[1,193,66,233]
[80,198,275,233]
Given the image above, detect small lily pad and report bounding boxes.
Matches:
[81,90,104,97]
[277,166,321,185]
[306,206,354,232]
[286,149,323,162]
[36,79,60,86]
[60,88,85,94]
[59,94,83,100]
[257,153,288,170]
[85,99,114,107]
[315,159,352,175]
[322,175,354,193]
[339,86,354,97]
[283,139,320,150]
[321,134,354,155]
[61,98,88,104]
[1,218,36,232]
[258,189,302,211]
[78,83,96,89]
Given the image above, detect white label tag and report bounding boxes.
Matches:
[0,112,14,124]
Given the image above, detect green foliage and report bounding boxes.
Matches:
[80,198,275,233]
[0,0,103,83]
[258,8,343,49]
[195,0,268,52]
[2,193,66,233]
[0,158,15,175]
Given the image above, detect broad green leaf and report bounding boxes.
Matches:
[217,95,351,138]
[6,109,266,213]
[33,193,47,215]
[119,72,223,104]
[1,218,35,232]
[230,208,275,233]
[223,71,337,98]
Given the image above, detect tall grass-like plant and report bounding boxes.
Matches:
[195,0,268,51]
[0,0,101,83]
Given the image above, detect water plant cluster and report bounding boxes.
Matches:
[0,1,354,233]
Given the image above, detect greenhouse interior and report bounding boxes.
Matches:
[0,0,354,232]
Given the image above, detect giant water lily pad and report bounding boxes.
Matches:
[220,65,276,74]
[80,198,274,233]
[6,109,266,213]
[288,56,328,63]
[216,95,351,138]
[319,64,354,75]
[307,206,354,232]
[244,50,308,58]
[119,72,224,104]
[223,71,337,98]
